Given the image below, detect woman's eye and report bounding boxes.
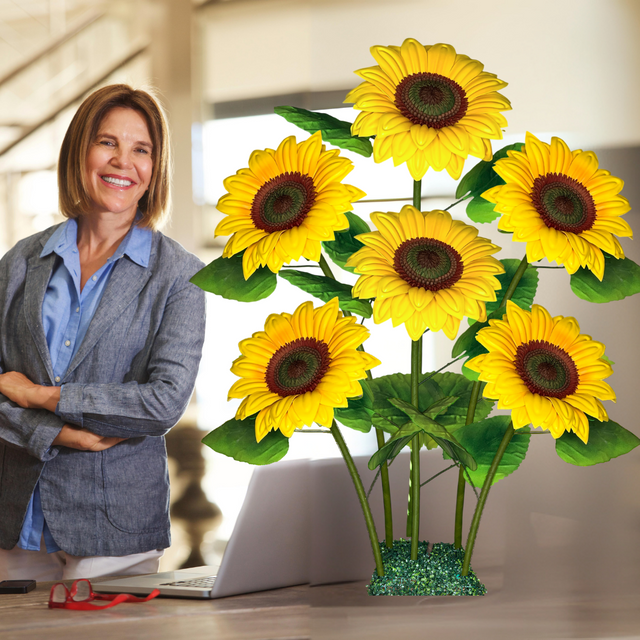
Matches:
[135,148,149,154]
[99,140,114,146]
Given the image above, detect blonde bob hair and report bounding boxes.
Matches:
[58,84,171,230]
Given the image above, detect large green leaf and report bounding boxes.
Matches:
[555,417,640,466]
[450,416,530,487]
[367,372,493,434]
[322,212,370,273]
[368,424,418,470]
[278,269,373,318]
[570,255,640,303]
[190,253,277,302]
[274,106,373,157]
[334,380,374,433]
[455,143,524,223]
[428,372,494,426]
[201,415,289,465]
[387,398,477,470]
[469,259,539,324]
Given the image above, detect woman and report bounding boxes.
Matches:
[0,85,206,580]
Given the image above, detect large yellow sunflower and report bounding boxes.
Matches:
[228,298,381,442]
[483,132,632,280]
[346,207,504,341]
[466,301,615,443]
[346,39,511,181]
[215,131,365,279]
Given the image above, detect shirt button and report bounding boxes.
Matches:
[65,340,71,347]
[76,307,80,313]
[92,275,97,281]
[54,376,61,382]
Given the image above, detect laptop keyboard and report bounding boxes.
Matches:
[160,576,217,588]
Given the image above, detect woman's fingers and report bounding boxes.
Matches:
[52,425,127,451]
[86,437,127,452]
[0,371,36,408]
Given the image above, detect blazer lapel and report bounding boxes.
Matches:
[24,254,57,383]
[63,256,153,380]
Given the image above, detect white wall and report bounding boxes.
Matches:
[202,0,640,147]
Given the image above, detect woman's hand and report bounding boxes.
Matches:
[0,372,60,411]
[52,425,127,451]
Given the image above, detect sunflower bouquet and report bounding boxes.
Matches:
[192,39,640,596]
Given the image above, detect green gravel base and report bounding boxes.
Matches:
[367,539,487,596]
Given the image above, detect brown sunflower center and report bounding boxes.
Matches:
[394,237,464,291]
[251,172,317,232]
[265,337,331,397]
[394,72,468,129]
[515,340,579,399]
[530,173,596,233]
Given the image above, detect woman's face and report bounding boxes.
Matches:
[85,107,153,221]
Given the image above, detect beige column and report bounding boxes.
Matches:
[148,0,201,254]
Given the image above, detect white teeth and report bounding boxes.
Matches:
[102,176,133,187]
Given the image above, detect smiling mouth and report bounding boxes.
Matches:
[101,175,135,187]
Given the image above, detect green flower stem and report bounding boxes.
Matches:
[461,422,514,576]
[407,178,423,561]
[444,194,472,211]
[409,337,422,560]
[318,254,337,280]
[454,379,482,548]
[498,255,529,308]
[376,429,394,548]
[318,252,393,559]
[456,255,528,558]
[331,420,385,577]
[413,179,422,210]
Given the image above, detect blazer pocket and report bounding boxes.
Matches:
[101,438,170,534]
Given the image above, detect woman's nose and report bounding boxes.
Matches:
[111,148,134,169]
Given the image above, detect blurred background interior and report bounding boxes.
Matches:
[1,0,640,587]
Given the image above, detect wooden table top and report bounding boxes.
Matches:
[0,579,309,640]
[3,575,640,640]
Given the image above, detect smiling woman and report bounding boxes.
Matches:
[0,85,206,582]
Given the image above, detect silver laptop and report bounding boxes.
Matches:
[93,458,310,599]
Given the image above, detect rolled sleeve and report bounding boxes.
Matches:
[56,384,85,427]
[0,398,63,462]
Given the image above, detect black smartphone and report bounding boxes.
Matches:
[0,580,36,594]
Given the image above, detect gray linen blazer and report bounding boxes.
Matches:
[0,224,206,556]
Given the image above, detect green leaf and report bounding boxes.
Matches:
[468,259,539,324]
[466,195,501,224]
[453,309,501,359]
[456,142,525,200]
[455,143,524,224]
[190,253,277,302]
[201,415,289,465]
[461,361,480,382]
[555,417,640,466]
[429,372,494,426]
[451,416,530,486]
[570,255,640,303]
[322,212,371,273]
[387,398,453,438]
[423,396,460,419]
[387,398,477,470]
[274,106,373,157]
[334,380,374,433]
[368,424,419,470]
[367,372,493,435]
[278,269,373,318]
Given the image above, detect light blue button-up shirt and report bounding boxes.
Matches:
[17,216,152,552]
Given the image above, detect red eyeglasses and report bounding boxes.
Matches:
[49,579,160,610]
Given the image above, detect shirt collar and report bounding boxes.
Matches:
[40,212,152,268]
